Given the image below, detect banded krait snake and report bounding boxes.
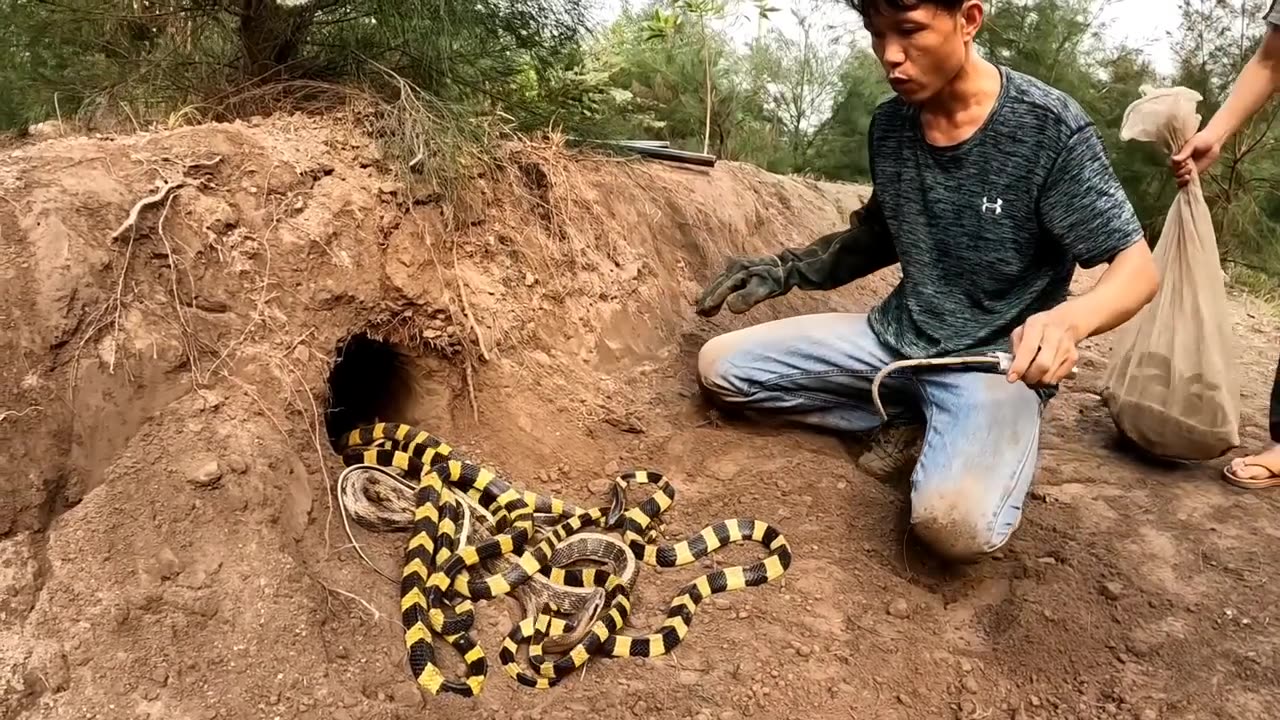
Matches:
[338,462,639,654]
[333,421,791,696]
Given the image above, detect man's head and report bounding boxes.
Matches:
[848,0,985,105]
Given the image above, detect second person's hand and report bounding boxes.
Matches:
[1170,130,1222,188]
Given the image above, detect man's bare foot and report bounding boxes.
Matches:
[1223,444,1280,489]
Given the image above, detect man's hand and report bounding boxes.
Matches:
[695,255,786,317]
[1007,306,1085,386]
[1170,130,1222,188]
[1007,239,1158,386]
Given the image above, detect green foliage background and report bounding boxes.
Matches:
[2,0,1277,283]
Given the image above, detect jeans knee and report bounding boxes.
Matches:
[910,479,1013,562]
[697,333,747,399]
[910,512,998,563]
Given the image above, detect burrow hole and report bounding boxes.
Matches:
[323,332,455,452]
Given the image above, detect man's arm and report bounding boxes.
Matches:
[1008,125,1159,385]
[776,192,899,291]
[693,192,898,316]
[1172,11,1280,181]
[1200,19,1280,145]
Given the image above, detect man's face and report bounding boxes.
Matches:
[863,1,981,104]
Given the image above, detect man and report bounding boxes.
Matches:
[1172,1,1280,489]
[692,0,1159,562]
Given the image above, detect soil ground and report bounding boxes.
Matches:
[1,115,1277,720]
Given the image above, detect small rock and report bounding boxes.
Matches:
[897,693,913,707]
[959,659,974,673]
[225,456,248,474]
[737,610,750,619]
[189,461,223,489]
[1029,695,1041,707]
[1125,635,1154,658]
[150,668,168,685]
[180,564,212,589]
[677,670,702,686]
[712,598,731,611]
[707,459,739,481]
[29,648,71,693]
[836,481,848,490]
[193,597,220,618]
[1036,556,1057,565]
[141,686,160,701]
[155,548,183,579]
[604,460,621,477]
[797,645,812,658]
[334,645,349,659]
[962,676,979,693]
[887,598,911,619]
[696,713,711,720]
[632,700,648,716]
[524,272,537,287]
[1100,581,1125,601]
[719,712,741,720]
[1139,710,1158,720]
[391,682,421,705]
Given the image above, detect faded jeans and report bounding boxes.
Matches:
[697,312,1044,561]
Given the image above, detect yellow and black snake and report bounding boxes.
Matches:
[334,421,792,697]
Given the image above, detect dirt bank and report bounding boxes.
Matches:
[0,115,1277,720]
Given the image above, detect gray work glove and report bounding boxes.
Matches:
[694,194,897,317]
[694,254,789,317]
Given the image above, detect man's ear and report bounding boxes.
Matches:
[959,0,984,41]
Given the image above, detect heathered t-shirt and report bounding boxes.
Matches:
[864,65,1144,360]
[1267,0,1279,25]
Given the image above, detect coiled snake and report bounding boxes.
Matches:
[339,462,638,654]
[334,421,791,696]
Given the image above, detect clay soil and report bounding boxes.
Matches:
[1,115,1278,720]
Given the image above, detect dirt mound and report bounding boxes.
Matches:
[2,115,1279,720]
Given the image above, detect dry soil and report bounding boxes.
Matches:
[1,114,1277,720]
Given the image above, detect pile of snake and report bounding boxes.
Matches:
[333,421,792,697]
[339,463,640,655]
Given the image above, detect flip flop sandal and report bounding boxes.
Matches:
[1222,458,1280,489]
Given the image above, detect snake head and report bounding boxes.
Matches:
[605,477,628,527]
[605,495,625,528]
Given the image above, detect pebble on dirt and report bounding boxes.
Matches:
[189,460,223,489]
[154,548,183,579]
[888,598,911,619]
[1100,581,1125,601]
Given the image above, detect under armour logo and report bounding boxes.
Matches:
[981,196,1003,215]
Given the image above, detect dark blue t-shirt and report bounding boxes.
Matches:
[864,65,1144,359]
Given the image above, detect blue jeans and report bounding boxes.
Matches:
[696,312,1043,561]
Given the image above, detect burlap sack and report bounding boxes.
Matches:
[1100,86,1241,461]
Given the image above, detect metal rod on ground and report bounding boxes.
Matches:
[566,137,717,168]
